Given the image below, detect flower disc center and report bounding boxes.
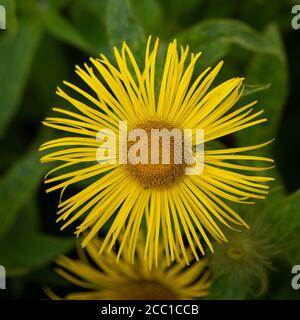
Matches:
[116,280,178,300]
[126,120,186,189]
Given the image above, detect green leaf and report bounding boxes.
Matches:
[284,233,300,267]
[76,0,108,22]
[0,147,73,277]
[207,274,248,300]
[48,0,72,9]
[70,0,109,54]
[42,7,95,55]
[14,0,37,15]
[179,18,275,53]
[106,0,145,60]
[232,25,288,188]
[262,185,287,216]
[0,0,17,34]
[236,24,288,149]
[29,34,69,109]
[0,147,48,239]
[0,18,42,136]
[183,36,230,70]
[0,232,73,277]
[269,189,300,243]
[235,184,286,222]
[176,19,277,68]
[14,199,41,233]
[130,0,164,34]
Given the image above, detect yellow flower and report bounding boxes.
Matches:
[40,36,274,268]
[46,236,211,300]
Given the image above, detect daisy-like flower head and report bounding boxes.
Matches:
[46,236,211,300]
[40,36,274,269]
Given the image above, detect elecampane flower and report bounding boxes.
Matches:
[40,37,274,268]
[46,236,211,300]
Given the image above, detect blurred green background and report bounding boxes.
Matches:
[0,0,300,299]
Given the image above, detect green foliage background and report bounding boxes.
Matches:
[0,0,299,299]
